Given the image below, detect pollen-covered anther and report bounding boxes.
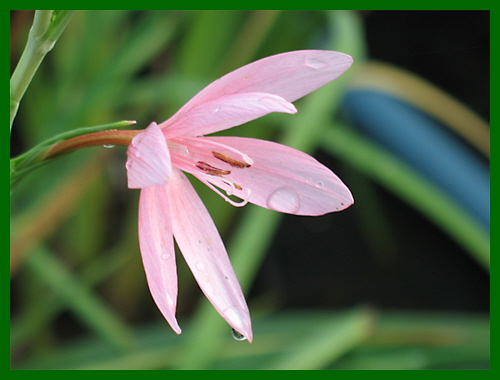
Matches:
[212,151,252,168]
[196,161,231,176]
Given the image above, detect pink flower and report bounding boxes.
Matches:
[126,50,354,342]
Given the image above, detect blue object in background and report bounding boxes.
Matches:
[342,89,490,231]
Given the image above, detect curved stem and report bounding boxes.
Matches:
[10,126,139,190]
[44,129,139,159]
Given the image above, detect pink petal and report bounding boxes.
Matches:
[138,187,181,334]
[191,136,353,215]
[160,50,352,136]
[166,168,253,342]
[126,122,172,189]
[160,92,296,138]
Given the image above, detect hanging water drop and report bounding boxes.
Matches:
[231,328,247,341]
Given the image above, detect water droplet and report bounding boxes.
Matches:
[214,106,221,112]
[306,57,327,70]
[196,262,205,271]
[266,187,300,214]
[103,144,115,148]
[161,253,170,261]
[231,328,247,341]
[315,181,324,188]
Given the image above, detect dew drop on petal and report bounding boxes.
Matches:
[305,57,327,70]
[231,328,247,341]
[315,181,324,188]
[161,253,170,261]
[196,262,205,271]
[266,187,301,214]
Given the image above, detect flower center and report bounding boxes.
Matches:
[168,137,253,207]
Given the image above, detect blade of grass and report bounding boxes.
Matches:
[10,153,111,273]
[10,10,75,131]
[349,61,490,158]
[266,307,374,370]
[333,311,490,369]
[218,10,282,74]
[321,122,490,270]
[11,201,140,349]
[177,10,245,79]
[24,245,136,351]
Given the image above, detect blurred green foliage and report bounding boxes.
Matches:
[10,10,488,369]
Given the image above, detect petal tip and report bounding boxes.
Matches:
[223,306,253,343]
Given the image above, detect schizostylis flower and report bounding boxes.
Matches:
[126,50,354,342]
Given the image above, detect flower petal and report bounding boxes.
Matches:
[160,50,352,136]
[126,122,172,189]
[161,92,296,138]
[193,136,353,215]
[166,168,253,341]
[138,186,181,334]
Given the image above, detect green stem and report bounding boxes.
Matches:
[10,10,75,132]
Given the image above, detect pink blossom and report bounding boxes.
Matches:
[126,50,354,342]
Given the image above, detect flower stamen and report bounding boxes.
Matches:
[172,136,254,167]
[196,161,231,176]
[212,151,252,168]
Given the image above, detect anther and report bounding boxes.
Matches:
[212,151,252,168]
[196,161,231,176]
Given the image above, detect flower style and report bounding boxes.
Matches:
[126,50,354,342]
